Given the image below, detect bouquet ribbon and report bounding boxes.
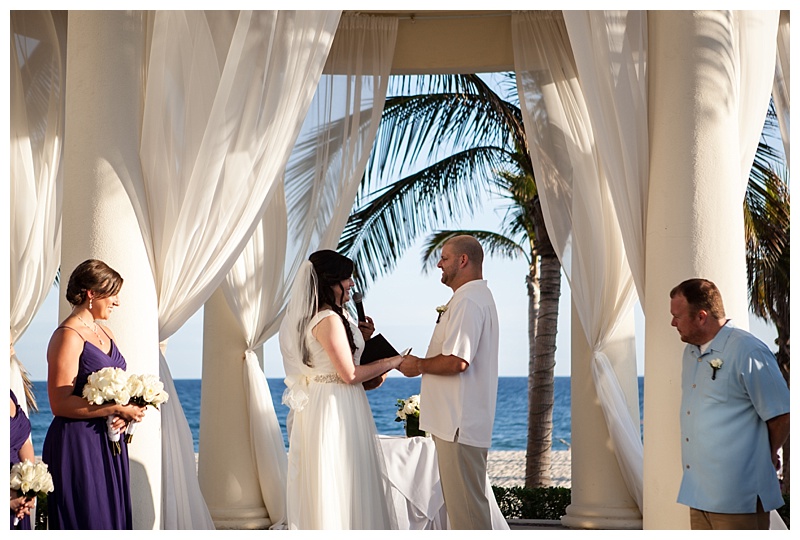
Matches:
[282,374,310,412]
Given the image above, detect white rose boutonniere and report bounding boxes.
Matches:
[435,305,448,323]
[708,358,723,380]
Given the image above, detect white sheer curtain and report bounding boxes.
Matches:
[562,10,648,303]
[9,10,66,410]
[512,11,643,510]
[130,10,340,529]
[773,11,789,167]
[220,15,397,528]
[735,11,781,190]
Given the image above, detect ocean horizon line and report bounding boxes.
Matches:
[30,374,645,383]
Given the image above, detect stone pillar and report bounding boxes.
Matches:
[198,288,270,529]
[61,11,161,529]
[562,303,642,529]
[644,11,763,529]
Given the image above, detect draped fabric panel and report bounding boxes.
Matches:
[734,11,781,190]
[562,10,648,303]
[773,11,789,166]
[10,11,66,403]
[130,10,341,529]
[512,11,642,511]
[220,15,398,528]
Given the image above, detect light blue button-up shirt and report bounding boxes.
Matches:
[678,321,789,513]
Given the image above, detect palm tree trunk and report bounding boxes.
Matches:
[525,198,561,488]
[524,253,541,487]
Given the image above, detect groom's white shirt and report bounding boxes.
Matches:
[419,279,499,448]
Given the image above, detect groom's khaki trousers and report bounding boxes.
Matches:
[432,434,492,530]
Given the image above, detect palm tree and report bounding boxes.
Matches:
[338,73,563,487]
[745,110,790,493]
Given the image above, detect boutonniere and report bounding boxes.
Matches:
[708,358,723,380]
[435,305,448,323]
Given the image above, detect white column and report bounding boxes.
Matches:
[61,11,161,529]
[562,304,642,529]
[198,289,270,529]
[644,11,751,530]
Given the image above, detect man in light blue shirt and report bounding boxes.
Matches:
[670,278,790,530]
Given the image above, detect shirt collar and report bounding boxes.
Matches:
[704,320,735,355]
[452,279,487,297]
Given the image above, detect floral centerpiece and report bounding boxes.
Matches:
[10,459,54,526]
[82,366,132,455]
[124,373,169,443]
[395,394,426,437]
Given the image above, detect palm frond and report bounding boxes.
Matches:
[419,229,529,273]
[366,74,525,191]
[340,146,513,290]
[745,163,790,322]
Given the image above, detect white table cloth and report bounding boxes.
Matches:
[379,435,509,530]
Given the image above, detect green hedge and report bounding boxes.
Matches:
[492,485,571,521]
[492,486,791,528]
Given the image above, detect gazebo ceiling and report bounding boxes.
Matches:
[344,10,515,74]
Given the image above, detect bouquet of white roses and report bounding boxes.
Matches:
[82,366,132,455]
[10,459,54,526]
[124,373,169,443]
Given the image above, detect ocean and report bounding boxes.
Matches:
[27,377,645,455]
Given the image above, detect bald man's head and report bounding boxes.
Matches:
[445,235,484,268]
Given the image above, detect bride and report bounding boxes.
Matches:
[279,250,402,529]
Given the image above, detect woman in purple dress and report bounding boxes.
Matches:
[10,390,35,530]
[42,260,146,530]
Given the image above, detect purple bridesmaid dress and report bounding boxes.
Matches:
[42,333,132,530]
[10,391,32,530]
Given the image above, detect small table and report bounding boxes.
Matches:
[378,435,509,530]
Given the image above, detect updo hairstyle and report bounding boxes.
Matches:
[65,259,123,306]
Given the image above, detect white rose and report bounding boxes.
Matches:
[151,390,169,407]
[396,409,406,420]
[126,374,145,398]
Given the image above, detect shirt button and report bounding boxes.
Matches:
[692,384,696,389]
[687,410,691,415]
[686,438,689,442]
[686,465,690,469]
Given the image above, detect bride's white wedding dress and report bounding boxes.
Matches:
[284,309,396,530]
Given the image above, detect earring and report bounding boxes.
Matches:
[89,298,93,310]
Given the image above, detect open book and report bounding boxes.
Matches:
[360,333,408,365]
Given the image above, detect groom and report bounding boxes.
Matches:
[398,235,499,529]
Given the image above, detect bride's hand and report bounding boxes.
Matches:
[386,355,404,370]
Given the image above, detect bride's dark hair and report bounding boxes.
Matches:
[308,250,358,363]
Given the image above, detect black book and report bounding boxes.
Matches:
[360,333,400,365]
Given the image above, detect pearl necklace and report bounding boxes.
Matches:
[76,314,104,346]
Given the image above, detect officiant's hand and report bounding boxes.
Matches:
[358,316,375,341]
[398,354,422,378]
[362,372,387,391]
